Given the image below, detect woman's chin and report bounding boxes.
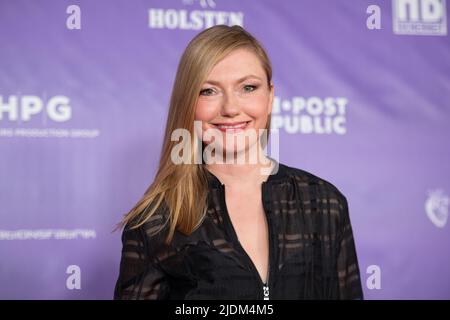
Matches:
[205,143,264,162]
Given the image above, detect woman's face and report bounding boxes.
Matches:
[194,48,274,159]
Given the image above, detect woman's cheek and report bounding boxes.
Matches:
[194,102,216,139]
[244,98,270,125]
[195,100,217,121]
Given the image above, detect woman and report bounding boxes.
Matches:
[114,25,363,300]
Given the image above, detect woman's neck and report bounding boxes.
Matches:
[205,145,274,187]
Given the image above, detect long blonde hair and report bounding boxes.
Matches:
[115,25,274,244]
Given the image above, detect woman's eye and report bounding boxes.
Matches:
[200,88,214,96]
[200,85,258,96]
[244,85,257,92]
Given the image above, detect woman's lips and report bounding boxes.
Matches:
[210,121,251,133]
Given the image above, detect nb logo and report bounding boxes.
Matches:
[392,0,448,35]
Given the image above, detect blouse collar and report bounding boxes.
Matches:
[205,157,286,189]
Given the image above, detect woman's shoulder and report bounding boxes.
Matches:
[277,162,348,204]
[121,201,172,250]
[277,162,351,229]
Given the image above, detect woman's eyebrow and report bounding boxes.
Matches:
[203,75,262,85]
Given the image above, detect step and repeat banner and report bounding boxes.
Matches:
[0,0,449,299]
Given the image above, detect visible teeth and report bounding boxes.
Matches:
[216,122,247,129]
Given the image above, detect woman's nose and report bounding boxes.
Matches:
[220,91,241,117]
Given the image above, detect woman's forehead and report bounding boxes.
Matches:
[204,51,265,83]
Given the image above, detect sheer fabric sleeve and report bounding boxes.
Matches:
[114,222,171,300]
[336,194,364,299]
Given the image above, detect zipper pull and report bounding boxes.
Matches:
[263,284,270,300]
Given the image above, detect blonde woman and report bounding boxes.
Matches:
[114,25,363,300]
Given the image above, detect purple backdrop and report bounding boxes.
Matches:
[0,0,449,299]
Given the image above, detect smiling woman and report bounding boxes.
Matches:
[195,49,273,160]
[113,24,364,300]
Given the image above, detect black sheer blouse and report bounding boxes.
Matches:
[114,162,364,300]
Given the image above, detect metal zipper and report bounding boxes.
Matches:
[219,181,272,300]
